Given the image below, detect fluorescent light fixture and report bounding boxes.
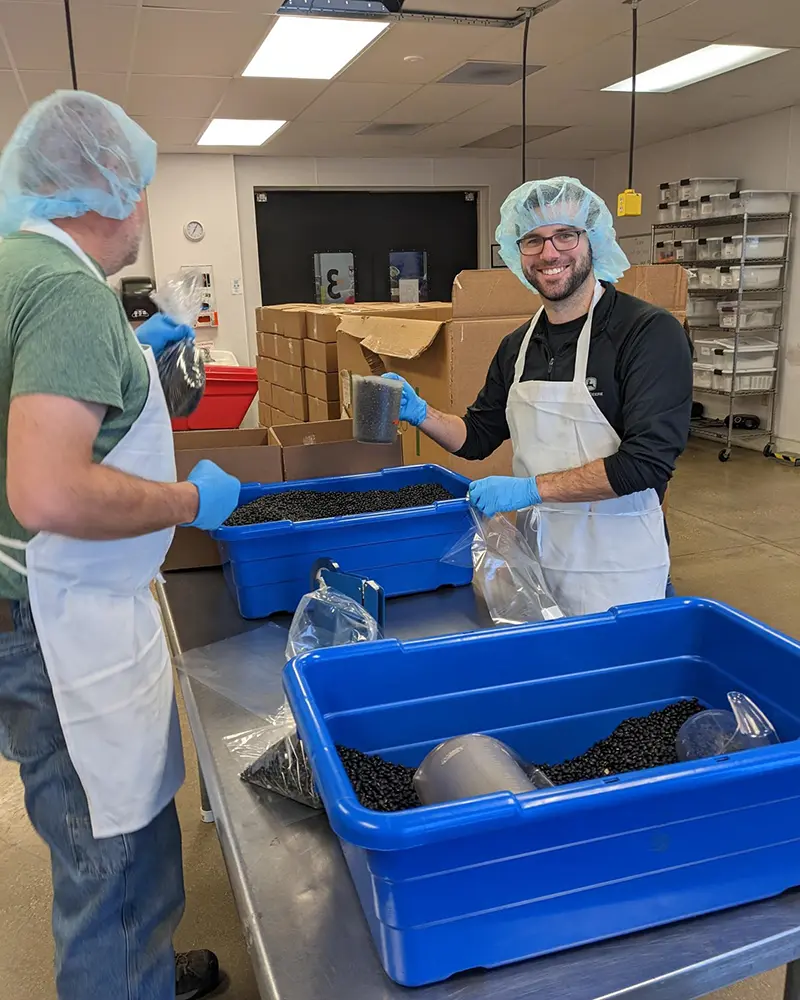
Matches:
[604,44,787,93]
[243,15,389,80]
[197,119,286,146]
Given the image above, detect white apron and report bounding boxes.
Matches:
[0,221,184,838]
[507,281,669,618]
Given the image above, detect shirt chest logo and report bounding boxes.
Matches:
[586,376,603,397]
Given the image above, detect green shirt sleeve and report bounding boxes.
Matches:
[10,272,126,415]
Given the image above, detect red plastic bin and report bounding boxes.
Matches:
[171,365,258,431]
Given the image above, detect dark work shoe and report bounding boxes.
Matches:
[175,950,220,1000]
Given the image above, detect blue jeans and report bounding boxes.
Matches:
[0,601,185,999]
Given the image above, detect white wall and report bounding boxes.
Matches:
[594,107,800,449]
[146,154,250,366]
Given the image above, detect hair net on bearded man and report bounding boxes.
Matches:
[0,90,156,236]
[496,176,630,287]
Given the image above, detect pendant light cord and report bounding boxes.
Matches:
[63,0,78,89]
[521,11,532,184]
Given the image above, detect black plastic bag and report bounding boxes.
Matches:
[151,271,206,417]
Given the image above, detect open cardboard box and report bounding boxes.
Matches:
[337,266,688,481]
[164,429,283,571]
[269,418,403,482]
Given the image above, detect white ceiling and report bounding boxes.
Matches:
[0,0,799,158]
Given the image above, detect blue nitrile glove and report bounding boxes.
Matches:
[382,373,428,427]
[468,476,541,518]
[184,460,241,530]
[137,313,194,358]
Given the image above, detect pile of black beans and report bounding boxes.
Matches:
[533,698,704,786]
[225,482,457,527]
[337,746,420,812]
[336,699,704,813]
[240,733,322,810]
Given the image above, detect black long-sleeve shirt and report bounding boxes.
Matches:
[456,283,693,500]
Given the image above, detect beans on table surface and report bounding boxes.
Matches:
[224,483,458,527]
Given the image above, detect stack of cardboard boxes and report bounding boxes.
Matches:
[255,301,451,428]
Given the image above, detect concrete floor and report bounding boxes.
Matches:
[0,437,798,1000]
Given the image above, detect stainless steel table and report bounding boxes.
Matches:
[160,569,800,1000]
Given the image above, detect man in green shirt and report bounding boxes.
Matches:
[0,90,239,999]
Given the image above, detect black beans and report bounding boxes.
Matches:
[225,483,457,527]
[240,733,322,810]
[337,746,421,812]
[336,699,704,813]
[533,698,704,787]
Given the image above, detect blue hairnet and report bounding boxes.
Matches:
[0,90,156,236]
[496,176,630,286]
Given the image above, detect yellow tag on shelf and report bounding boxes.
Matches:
[617,189,642,217]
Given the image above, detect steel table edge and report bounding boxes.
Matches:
[178,670,280,1000]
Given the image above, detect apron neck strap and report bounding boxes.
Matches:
[512,279,605,387]
[20,221,104,282]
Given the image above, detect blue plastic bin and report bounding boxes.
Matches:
[212,465,472,619]
[284,598,800,987]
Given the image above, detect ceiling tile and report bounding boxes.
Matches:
[127,75,229,118]
[400,119,514,153]
[0,1,69,71]
[378,83,494,125]
[142,0,283,10]
[72,4,135,74]
[132,9,273,76]
[18,69,72,102]
[132,116,207,146]
[719,0,800,47]
[77,71,128,105]
[339,21,494,85]
[298,81,420,123]
[0,68,25,117]
[639,0,772,41]
[213,77,325,119]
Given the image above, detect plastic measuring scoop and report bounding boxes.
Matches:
[414,734,553,805]
[352,375,402,444]
[676,691,779,762]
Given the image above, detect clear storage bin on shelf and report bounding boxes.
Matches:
[687,297,721,326]
[694,335,779,372]
[673,239,696,262]
[712,369,776,394]
[717,300,781,330]
[711,192,738,217]
[680,177,739,201]
[736,190,792,215]
[699,195,714,218]
[697,237,723,261]
[722,234,788,261]
[658,202,679,224]
[687,267,718,290]
[679,198,698,221]
[717,264,783,291]
[692,364,715,390]
[654,240,675,263]
[658,181,678,203]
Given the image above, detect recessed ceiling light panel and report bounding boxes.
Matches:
[604,44,787,93]
[243,15,390,80]
[197,119,287,146]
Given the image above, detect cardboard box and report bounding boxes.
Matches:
[257,356,278,383]
[305,302,453,344]
[270,408,295,427]
[256,303,308,338]
[307,395,340,422]
[275,334,305,367]
[304,339,338,372]
[304,367,339,401]
[272,384,308,421]
[258,380,272,406]
[337,266,689,480]
[166,429,283,571]
[269,419,403,482]
[274,360,305,394]
[258,401,272,427]
[257,331,279,360]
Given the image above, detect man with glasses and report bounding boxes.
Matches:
[384,177,692,618]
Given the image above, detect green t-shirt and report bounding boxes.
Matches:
[0,231,150,598]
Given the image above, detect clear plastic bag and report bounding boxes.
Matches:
[224,704,322,809]
[285,585,382,660]
[444,508,563,626]
[226,588,381,808]
[151,271,206,417]
[676,691,780,761]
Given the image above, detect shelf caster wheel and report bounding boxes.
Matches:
[763,443,775,458]
[718,449,731,463]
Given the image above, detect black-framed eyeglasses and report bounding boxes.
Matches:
[517,230,584,256]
